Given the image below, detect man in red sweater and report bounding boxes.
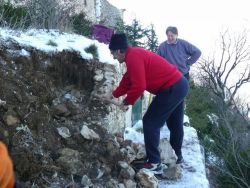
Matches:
[107,33,188,174]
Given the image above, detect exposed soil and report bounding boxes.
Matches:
[0,42,131,187]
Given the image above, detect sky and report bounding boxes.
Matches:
[107,0,250,56]
[124,120,209,188]
[107,0,250,101]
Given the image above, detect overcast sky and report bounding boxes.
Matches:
[107,0,250,56]
[107,0,250,101]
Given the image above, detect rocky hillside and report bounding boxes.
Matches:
[0,37,142,187]
[0,28,210,188]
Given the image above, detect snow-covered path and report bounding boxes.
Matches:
[124,120,210,188]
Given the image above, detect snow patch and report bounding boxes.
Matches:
[0,28,118,65]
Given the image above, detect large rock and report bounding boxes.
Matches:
[56,148,84,175]
[81,175,93,187]
[160,139,177,164]
[123,179,137,188]
[80,125,100,141]
[118,161,135,179]
[57,127,71,138]
[53,103,70,116]
[162,163,182,180]
[3,109,20,126]
[136,170,158,188]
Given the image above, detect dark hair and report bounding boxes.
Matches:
[109,33,128,51]
[166,26,178,35]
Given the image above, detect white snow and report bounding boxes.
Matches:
[184,114,190,125]
[0,28,118,65]
[20,49,30,56]
[207,113,219,126]
[124,119,210,188]
[95,0,102,23]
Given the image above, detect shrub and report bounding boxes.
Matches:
[71,13,92,37]
[186,80,215,137]
[46,40,57,47]
[0,2,30,29]
[84,44,98,59]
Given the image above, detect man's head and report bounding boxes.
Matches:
[166,26,178,44]
[109,33,128,63]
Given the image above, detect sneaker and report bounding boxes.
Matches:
[176,156,184,164]
[141,163,163,175]
[132,157,148,165]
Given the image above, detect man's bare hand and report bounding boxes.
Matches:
[102,93,113,102]
[118,104,129,112]
[95,93,129,111]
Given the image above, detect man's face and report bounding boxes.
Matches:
[167,31,178,44]
[110,50,124,63]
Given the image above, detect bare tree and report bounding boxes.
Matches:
[197,30,250,107]
[20,0,75,31]
[195,30,250,187]
[209,105,250,188]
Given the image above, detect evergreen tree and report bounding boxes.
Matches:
[145,24,159,52]
[71,13,92,37]
[114,18,126,33]
[125,18,145,47]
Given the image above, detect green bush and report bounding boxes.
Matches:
[0,2,30,28]
[71,13,92,37]
[84,44,98,59]
[46,40,57,47]
[186,80,215,137]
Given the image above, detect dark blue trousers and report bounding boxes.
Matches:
[142,76,188,163]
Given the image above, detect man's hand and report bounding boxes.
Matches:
[102,93,114,103]
[97,94,129,112]
[118,103,129,112]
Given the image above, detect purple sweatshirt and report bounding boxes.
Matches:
[157,39,201,75]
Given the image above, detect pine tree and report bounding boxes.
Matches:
[114,18,126,33]
[125,18,145,47]
[145,24,159,52]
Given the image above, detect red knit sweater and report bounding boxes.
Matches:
[112,47,182,105]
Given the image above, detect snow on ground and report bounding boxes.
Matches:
[0,28,118,65]
[124,118,210,188]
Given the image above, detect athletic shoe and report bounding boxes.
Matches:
[141,163,163,175]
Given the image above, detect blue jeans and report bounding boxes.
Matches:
[143,76,188,163]
[184,72,189,81]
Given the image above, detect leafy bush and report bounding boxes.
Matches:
[84,44,98,59]
[0,2,30,28]
[71,13,92,37]
[46,40,57,47]
[186,80,215,137]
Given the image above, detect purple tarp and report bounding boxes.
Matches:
[92,24,114,44]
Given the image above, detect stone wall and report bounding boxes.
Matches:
[9,0,123,28]
[99,0,123,27]
[59,0,123,27]
[66,0,123,27]
[92,62,132,133]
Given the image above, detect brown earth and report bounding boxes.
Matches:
[0,41,134,187]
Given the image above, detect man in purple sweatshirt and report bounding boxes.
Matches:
[157,26,201,80]
[157,26,201,164]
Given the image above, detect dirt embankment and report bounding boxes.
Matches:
[0,42,136,187]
